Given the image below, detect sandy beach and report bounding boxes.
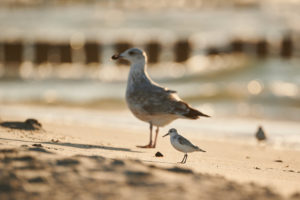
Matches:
[1,104,300,200]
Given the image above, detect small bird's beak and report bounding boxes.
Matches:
[111,53,123,60]
[163,133,169,137]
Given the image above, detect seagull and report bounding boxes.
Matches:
[112,48,210,148]
[163,128,206,164]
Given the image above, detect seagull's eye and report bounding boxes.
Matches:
[129,51,135,56]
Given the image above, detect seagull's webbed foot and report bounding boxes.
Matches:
[137,123,157,148]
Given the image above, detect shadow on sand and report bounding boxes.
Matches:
[0,137,141,153]
[0,119,140,153]
[140,159,177,165]
[42,141,142,153]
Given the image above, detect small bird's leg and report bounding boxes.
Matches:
[137,123,153,148]
[151,127,159,148]
[183,154,188,164]
[179,154,186,164]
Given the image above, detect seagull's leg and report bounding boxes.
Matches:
[137,123,153,148]
[151,127,159,148]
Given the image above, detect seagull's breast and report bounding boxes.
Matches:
[126,85,178,126]
[125,63,179,126]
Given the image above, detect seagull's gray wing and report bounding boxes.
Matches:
[140,85,209,118]
[138,85,190,116]
[127,81,209,118]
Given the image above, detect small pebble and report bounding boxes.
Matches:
[155,151,163,157]
[32,144,43,147]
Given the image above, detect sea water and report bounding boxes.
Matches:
[0,2,299,149]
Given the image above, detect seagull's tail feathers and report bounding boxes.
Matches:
[184,106,210,119]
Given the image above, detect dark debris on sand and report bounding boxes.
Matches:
[155,151,163,157]
[0,118,43,131]
[0,147,290,200]
[274,160,283,163]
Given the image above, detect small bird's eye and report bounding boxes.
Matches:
[129,51,135,55]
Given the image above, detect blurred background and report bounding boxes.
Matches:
[0,0,299,145]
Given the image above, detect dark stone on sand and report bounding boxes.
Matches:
[56,158,80,166]
[0,118,42,131]
[254,167,261,170]
[167,167,193,174]
[274,160,283,163]
[155,151,163,157]
[32,144,43,147]
[25,118,42,127]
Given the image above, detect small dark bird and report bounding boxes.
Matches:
[255,126,267,142]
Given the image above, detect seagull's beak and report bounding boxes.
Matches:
[111,53,123,60]
[163,133,169,137]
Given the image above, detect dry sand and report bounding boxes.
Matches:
[1,105,300,200]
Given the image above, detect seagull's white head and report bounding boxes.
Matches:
[112,48,147,64]
[163,128,178,137]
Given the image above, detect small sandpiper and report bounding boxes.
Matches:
[255,125,267,142]
[163,128,206,164]
[112,48,210,148]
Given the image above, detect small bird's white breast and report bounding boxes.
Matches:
[170,135,197,153]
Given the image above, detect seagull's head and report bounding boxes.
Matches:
[112,48,147,64]
[163,128,178,137]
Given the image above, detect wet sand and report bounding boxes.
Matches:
[1,106,300,200]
